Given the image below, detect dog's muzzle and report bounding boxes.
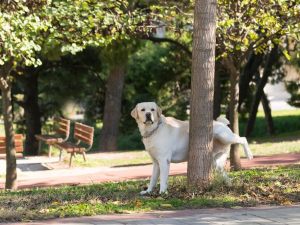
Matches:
[144,113,153,124]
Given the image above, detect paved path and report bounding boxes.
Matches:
[5,205,300,225]
[0,153,299,189]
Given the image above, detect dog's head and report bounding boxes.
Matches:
[131,102,162,125]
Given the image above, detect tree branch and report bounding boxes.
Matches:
[143,36,192,58]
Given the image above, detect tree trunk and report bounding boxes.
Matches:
[1,83,17,189]
[188,0,216,188]
[99,63,126,151]
[245,46,279,137]
[223,58,241,170]
[261,92,275,135]
[229,72,241,170]
[23,72,41,155]
[238,53,263,112]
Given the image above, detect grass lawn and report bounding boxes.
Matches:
[0,165,299,222]
[249,130,300,156]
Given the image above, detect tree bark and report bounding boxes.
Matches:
[22,72,41,155]
[245,46,279,137]
[1,82,17,189]
[99,63,126,151]
[223,58,241,170]
[238,53,263,112]
[261,92,275,135]
[188,0,216,188]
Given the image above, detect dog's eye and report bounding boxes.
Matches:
[141,108,145,112]
[151,108,155,111]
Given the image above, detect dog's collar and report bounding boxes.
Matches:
[142,119,162,139]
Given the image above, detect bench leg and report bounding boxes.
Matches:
[82,152,87,161]
[38,141,42,155]
[48,145,52,158]
[69,153,74,167]
[59,149,63,161]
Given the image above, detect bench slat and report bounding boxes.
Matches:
[35,134,64,144]
[56,127,69,136]
[74,133,93,145]
[54,117,70,124]
[74,123,94,145]
[36,117,70,146]
[75,123,94,133]
[74,129,93,140]
[56,142,85,153]
[0,134,24,154]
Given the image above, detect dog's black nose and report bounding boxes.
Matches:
[146,112,151,118]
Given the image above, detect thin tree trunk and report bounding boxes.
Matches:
[261,92,275,135]
[245,46,279,137]
[229,73,241,170]
[238,53,263,111]
[188,0,216,188]
[23,72,41,155]
[223,58,241,170]
[99,63,126,151]
[1,84,17,189]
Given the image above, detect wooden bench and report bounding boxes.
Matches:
[0,134,24,157]
[55,122,94,167]
[35,117,70,157]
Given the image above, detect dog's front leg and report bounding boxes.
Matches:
[140,161,160,195]
[158,159,170,194]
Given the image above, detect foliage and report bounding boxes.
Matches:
[0,0,152,71]
[0,1,49,67]
[0,165,299,222]
[120,41,191,133]
[147,0,300,61]
[217,0,300,60]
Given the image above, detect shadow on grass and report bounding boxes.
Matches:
[240,113,300,139]
[249,130,300,144]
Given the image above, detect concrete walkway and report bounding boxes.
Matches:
[0,153,300,189]
[6,205,300,225]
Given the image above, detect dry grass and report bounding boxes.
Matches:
[0,165,299,222]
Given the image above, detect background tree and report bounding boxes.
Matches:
[0,0,152,188]
[216,0,299,170]
[187,0,216,188]
[0,1,50,189]
[99,42,133,152]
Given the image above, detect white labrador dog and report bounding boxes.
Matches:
[131,102,253,195]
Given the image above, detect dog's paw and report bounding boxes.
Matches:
[140,190,151,196]
[247,151,254,160]
[159,190,168,195]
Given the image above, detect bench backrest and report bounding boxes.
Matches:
[0,134,24,154]
[74,122,94,146]
[54,117,70,138]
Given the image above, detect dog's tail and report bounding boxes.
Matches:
[216,116,230,126]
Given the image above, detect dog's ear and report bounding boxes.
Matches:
[157,105,162,118]
[131,106,138,120]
